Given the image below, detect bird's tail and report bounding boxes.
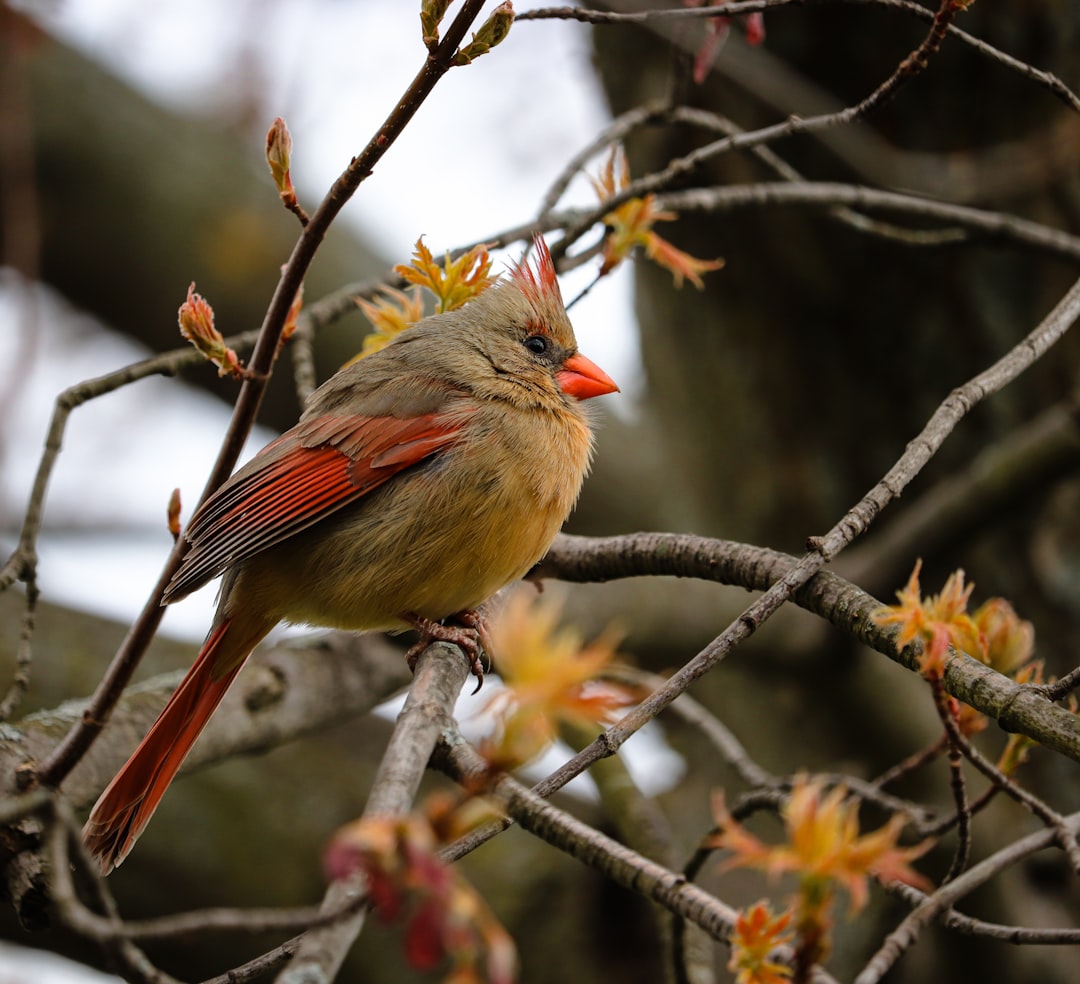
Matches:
[82,616,262,874]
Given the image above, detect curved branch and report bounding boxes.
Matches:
[658,182,1080,261]
[540,533,1080,764]
[854,811,1080,983]
[521,0,1080,114]
[437,730,740,941]
[0,632,410,811]
[516,276,1080,788]
[884,878,1080,944]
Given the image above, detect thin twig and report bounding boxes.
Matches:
[437,730,741,942]
[661,107,966,246]
[521,0,1080,114]
[288,315,319,408]
[872,735,948,791]
[605,665,778,790]
[0,577,37,722]
[437,732,843,984]
[884,879,1080,944]
[810,272,1080,560]
[945,720,1080,873]
[536,102,663,218]
[854,812,1080,984]
[840,392,1080,596]
[1034,663,1080,704]
[47,803,182,984]
[659,183,1080,261]
[565,282,1080,788]
[203,939,301,984]
[548,0,1060,260]
[931,680,972,884]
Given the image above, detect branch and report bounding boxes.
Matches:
[815,273,1080,559]
[839,391,1080,596]
[275,642,470,984]
[657,182,1080,262]
[437,730,740,942]
[657,108,968,246]
[606,665,936,829]
[539,533,1080,763]
[519,254,1080,774]
[545,0,1077,259]
[0,632,410,812]
[521,0,1080,114]
[436,731,843,984]
[854,811,1080,983]
[46,801,181,984]
[883,878,1080,944]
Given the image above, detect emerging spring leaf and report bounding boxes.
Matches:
[873,559,1035,682]
[265,117,292,195]
[453,2,514,66]
[710,775,932,916]
[998,660,1075,774]
[265,116,308,222]
[729,901,794,984]
[645,233,728,290]
[281,278,305,343]
[421,0,453,46]
[347,238,496,365]
[346,285,426,365]
[324,800,517,984]
[683,1,766,85]
[166,488,182,540]
[177,283,244,378]
[396,237,497,314]
[481,589,636,769]
[590,145,724,288]
[971,597,1034,675]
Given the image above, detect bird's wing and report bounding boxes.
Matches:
[163,407,473,602]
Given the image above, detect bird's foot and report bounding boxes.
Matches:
[402,610,491,693]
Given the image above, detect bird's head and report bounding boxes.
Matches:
[446,236,619,408]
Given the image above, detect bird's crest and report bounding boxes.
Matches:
[508,235,563,311]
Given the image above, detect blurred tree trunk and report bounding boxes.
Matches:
[588,1,1080,665]
[587,4,1080,982]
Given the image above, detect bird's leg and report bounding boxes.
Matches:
[402,610,489,693]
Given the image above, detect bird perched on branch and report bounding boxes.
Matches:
[83,236,618,873]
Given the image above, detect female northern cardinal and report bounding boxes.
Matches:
[82,238,617,873]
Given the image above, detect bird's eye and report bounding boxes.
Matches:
[524,334,549,355]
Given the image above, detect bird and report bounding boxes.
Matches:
[81,237,618,873]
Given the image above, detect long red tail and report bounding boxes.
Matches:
[82,618,255,874]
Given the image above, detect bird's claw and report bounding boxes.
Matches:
[402,611,489,693]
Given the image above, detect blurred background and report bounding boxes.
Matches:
[4,1,1080,981]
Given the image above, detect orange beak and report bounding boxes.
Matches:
[557,353,619,401]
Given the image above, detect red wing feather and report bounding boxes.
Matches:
[164,411,467,602]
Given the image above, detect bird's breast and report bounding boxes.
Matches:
[238,401,595,633]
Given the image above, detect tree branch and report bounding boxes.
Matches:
[275,642,470,984]
[539,532,1080,763]
[854,811,1080,983]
